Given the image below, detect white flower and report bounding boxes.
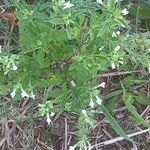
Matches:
[21,89,29,98]
[12,63,17,70]
[82,110,87,116]
[0,45,2,53]
[96,0,103,5]
[121,23,125,28]
[122,8,129,15]
[30,91,35,99]
[111,63,116,69]
[112,32,117,37]
[10,89,17,98]
[99,82,106,88]
[71,80,76,87]
[115,45,121,51]
[63,1,74,9]
[89,98,94,108]
[50,112,55,117]
[115,0,123,3]
[95,96,102,105]
[6,63,10,68]
[69,145,76,150]
[99,46,104,51]
[46,113,51,125]
[112,31,120,37]
[116,31,120,35]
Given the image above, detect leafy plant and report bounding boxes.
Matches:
[0,0,150,149]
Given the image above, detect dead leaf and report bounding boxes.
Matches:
[0,10,18,28]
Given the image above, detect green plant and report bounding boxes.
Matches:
[0,0,150,149]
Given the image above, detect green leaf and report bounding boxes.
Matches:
[125,94,150,127]
[130,2,150,19]
[100,105,133,142]
[135,91,150,105]
[50,18,65,25]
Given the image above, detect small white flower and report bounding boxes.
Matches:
[21,89,29,98]
[82,110,87,116]
[69,145,76,150]
[30,91,35,99]
[111,63,116,69]
[99,46,104,51]
[10,89,17,98]
[115,0,123,3]
[71,80,76,87]
[112,32,117,37]
[46,113,51,125]
[0,45,2,53]
[89,98,94,108]
[99,82,106,88]
[50,112,55,117]
[115,45,121,51]
[122,8,129,15]
[12,63,17,70]
[96,0,103,5]
[112,31,120,37]
[63,1,74,9]
[95,96,102,105]
[6,63,10,68]
[116,31,120,35]
[121,23,125,28]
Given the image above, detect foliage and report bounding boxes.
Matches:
[0,0,150,149]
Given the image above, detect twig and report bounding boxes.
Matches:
[96,70,141,78]
[89,128,150,149]
[141,106,150,117]
[102,129,125,150]
[65,118,68,150]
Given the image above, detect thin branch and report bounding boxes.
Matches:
[96,70,141,78]
[90,128,150,149]
[65,118,68,150]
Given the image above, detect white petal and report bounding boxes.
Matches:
[82,110,87,116]
[10,89,16,98]
[50,112,55,117]
[30,92,35,99]
[115,45,120,51]
[89,98,94,108]
[99,82,106,88]
[122,8,129,15]
[46,113,51,125]
[95,96,102,105]
[96,0,103,5]
[63,1,74,9]
[99,46,104,51]
[71,80,76,87]
[69,145,76,150]
[12,63,17,70]
[112,32,117,37]
[21,89,29,98]
[111,63,116,69]
[116,31,120,35]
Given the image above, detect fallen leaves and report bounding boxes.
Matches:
[0,9,18,29]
